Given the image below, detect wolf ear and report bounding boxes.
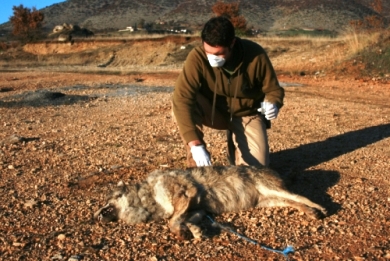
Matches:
[117,180,125,187]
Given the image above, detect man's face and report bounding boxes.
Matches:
[203,39,235,62]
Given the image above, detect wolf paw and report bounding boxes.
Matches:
[307,207,327,219]
[170,223,193,240]
[186,223,203,239]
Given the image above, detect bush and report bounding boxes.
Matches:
[0,41,20,51]
[10,5,45,42]
[359,31,390,76]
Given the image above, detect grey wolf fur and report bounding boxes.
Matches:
[94,165,327,239]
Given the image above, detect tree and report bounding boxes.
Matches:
[10,5,44,42]
[371,0,383,14]
[211,1,247,32]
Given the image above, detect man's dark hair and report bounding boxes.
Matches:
[201,16,235,47]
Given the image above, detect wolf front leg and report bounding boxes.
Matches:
[168,185,198,240]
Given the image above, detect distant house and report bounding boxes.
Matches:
[118,26,135,32]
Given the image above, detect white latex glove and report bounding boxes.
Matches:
[190,145,212,167]
[258,102,279,120]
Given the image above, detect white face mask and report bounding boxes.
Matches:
[207,54,226,67]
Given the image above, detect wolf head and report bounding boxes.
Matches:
[94,181,150,224]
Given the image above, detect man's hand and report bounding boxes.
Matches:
[258,102,279,120]
[190,145,212,166]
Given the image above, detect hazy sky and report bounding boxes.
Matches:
[0,0,65,24]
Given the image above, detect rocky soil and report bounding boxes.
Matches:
[0,37,389,260]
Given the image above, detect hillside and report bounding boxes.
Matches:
[0,0,389,33]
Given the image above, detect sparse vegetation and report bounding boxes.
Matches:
[9,5,45,42]
[0,41,20,51]
[340,29,381,55]
[1,28,389,80]
[349,0,386,32]
[212,0,247,34]
[353,30,390,76]
[270,29,338,38]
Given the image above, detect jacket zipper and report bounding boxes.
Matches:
[228,76,233,122]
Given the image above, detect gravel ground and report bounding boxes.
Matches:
[0,66,389,261]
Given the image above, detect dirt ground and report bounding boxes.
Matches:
[0,37,389,260]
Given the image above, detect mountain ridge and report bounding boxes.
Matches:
[1,0,389,33]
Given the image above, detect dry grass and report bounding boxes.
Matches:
[251,29,389,77]
[93,31,199,40]
[1,29,389,79]
[339,28,382,54]
[253,36,346,75]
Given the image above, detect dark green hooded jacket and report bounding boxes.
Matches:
[172,37,284,143]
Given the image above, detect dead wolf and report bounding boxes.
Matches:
[94,165,327,239]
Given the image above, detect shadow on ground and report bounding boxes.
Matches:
[0,90,92,107]
[0,85,174,108]
[287,169,341,215]
[270,123,390,214]
[270,123,390,172]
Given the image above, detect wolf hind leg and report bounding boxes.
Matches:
[184,210,206,239]
[257,196,327,219]
[185,223,202,239]
[284,193,328,217]
[186,209,206,224]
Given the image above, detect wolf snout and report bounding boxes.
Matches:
[94,204,118,223]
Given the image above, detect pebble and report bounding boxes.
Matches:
[68,255,83,261]
[24,199,37,208]
[57,234,66,241]
[110,165,122,170]
[51,253,64,260]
